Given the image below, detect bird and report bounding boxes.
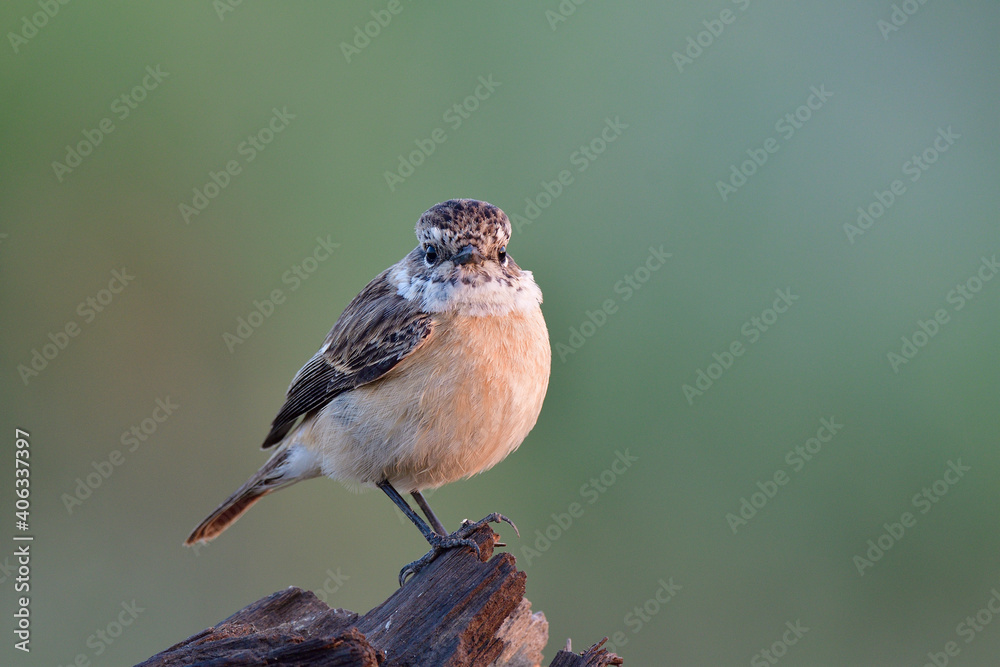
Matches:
[185,199,551,584]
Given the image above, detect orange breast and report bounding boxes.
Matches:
[383,306,551,488]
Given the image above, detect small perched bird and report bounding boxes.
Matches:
[186,199,551,583]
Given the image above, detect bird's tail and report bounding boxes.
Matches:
[184,443,318,546]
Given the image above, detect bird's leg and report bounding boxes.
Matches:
[377,480,438,543]
[378,482,520,585]
[410,491,520,549]
[411,490,447,536]
[378,480,481,585]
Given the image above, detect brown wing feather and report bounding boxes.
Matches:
[261,268,433,448]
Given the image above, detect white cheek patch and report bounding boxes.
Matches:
[390,265,437,305]
[392,264,541,316]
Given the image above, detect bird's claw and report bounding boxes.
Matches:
[398,551,436,586]
[431,533,482,559]
[397,512,519,586]
[459,512,519,538]
[397,533,480,586]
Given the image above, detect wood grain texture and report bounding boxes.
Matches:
[548,639,625,667]
[140,525,622,666]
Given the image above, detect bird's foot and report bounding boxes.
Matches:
[456,512,519,540]
[397,512,519,586]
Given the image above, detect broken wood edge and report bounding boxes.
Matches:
[547,637,625,667]
[138,523,623,666]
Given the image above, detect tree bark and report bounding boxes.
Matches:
[138,524,623,666]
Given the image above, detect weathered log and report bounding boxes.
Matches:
[548,639,624,667]
[139,524,623,666]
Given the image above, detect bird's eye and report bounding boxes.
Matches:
[498,246,507,264]
[424,245,438,265]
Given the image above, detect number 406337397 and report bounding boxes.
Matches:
[15,429,30,531]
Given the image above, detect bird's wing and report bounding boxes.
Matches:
[261,267,434,448]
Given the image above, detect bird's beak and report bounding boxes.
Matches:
[453,245,481,266]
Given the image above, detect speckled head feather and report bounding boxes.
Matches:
[415,199,511,256]
[389,199,542,316]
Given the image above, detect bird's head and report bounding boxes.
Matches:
[391,199,542,315]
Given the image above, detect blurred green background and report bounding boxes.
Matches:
[2,2,999,665]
